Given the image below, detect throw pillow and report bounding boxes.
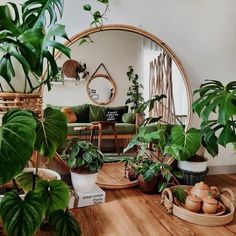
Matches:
[89,104,106,122]
[61,107,77,123]
[72,104,89,122]
[105,109,121,122]
[122,113,135,124]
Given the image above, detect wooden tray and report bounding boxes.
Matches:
[161,185,235,226]
[96,162,138,189]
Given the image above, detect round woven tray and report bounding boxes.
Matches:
[161,185,235,226]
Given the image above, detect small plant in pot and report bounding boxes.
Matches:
[66,140,104,193]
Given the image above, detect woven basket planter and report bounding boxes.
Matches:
[0,92,43,117]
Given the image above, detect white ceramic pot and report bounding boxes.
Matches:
[70,170,97,193]
[177,160,208,173]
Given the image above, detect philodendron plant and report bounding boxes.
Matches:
[0,108,81,236]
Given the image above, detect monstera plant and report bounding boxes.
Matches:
[0,108,81,236]
[0,0,109,93]
[192,80,236,156]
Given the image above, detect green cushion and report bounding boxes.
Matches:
[72,104,89,122]
[46,104,89,122]
[122,113,135,124]
[89,104,106,122]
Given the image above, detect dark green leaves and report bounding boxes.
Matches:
[0,109,36,185]
[165,126,201,160]
[83,4,91,11]
[22,0,64,28]
[35,180,69,215]
[34,107,67,159]
[0,190,44,236]
[193,79,236,155]
[66,140,104,173]
[49,209,81,236]
[173,187,187,203]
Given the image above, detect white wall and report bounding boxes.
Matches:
[2,0,236,168]
[44,31,143,107]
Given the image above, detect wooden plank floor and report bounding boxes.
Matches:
[33,175,236,235]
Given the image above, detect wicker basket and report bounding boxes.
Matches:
[0,92,43,117]
[161,185,235,226]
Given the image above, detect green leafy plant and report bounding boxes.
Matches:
[66,140,104,173]
[164,126,201,161]
[0,0,70,93]
[125,66,145,112]
[192,80,236,156]
[173,187,187,203]
[0,108,81,236]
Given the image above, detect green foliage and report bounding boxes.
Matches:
[164,126,201,161]
[34,107,68,159]
[192,80,236,156]
[66,140,104,173]
[35,180,69,215]
[0,109,36,185]
[173,187,187,203]
[49,209,81,236]
[15,172,40,192]
[125,66,144,112]
[83,0,109,26]
[0,0,70,93]
[0,190,45,236]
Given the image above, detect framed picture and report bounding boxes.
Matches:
[51,67,64,85]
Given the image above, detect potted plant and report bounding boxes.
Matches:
[125,66,166,125]
[0,108,81,236]
[165,79,236,185]
[124,125,181,194]
[66,140,104,193]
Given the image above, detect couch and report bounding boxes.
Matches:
[47,104,142,142]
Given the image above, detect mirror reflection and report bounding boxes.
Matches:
[87,74,116,105]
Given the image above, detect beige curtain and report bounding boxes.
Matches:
[149,51,176,123]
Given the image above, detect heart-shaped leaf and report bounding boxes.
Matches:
[49,209,81,236]
[0,190,45,236]
[34,107,67,159]
[35,179,69,215]
[0,109,36,185]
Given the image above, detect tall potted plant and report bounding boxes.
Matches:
[165,80,236,184]
[0,108,81,235]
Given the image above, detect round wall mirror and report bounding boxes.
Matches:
[52,24,192,127]
[86,74,116,105]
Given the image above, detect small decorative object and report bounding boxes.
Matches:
[190,182,218,199]
[62,59,89,83]
[161,185,235,226]
[202,197,218,214]
[87,63,116,105]
[51,67,64,84]
[185,195,202,213]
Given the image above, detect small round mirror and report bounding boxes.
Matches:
[86,74,116,105]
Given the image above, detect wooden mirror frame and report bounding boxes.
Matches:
[86,73,116,105]
[55,24,192,128]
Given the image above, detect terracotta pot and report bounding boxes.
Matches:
[190,181,218,199]
[202,197,218,214]
[137,175,158,194]
[185,195,202,213]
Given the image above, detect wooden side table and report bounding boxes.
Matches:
[91,121,120,155]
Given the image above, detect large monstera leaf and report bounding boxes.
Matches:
[34,107,67,159]
[49,209,81,236]
[35,179,69,215]
[0,109,36,185]
[0,190,45,236]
